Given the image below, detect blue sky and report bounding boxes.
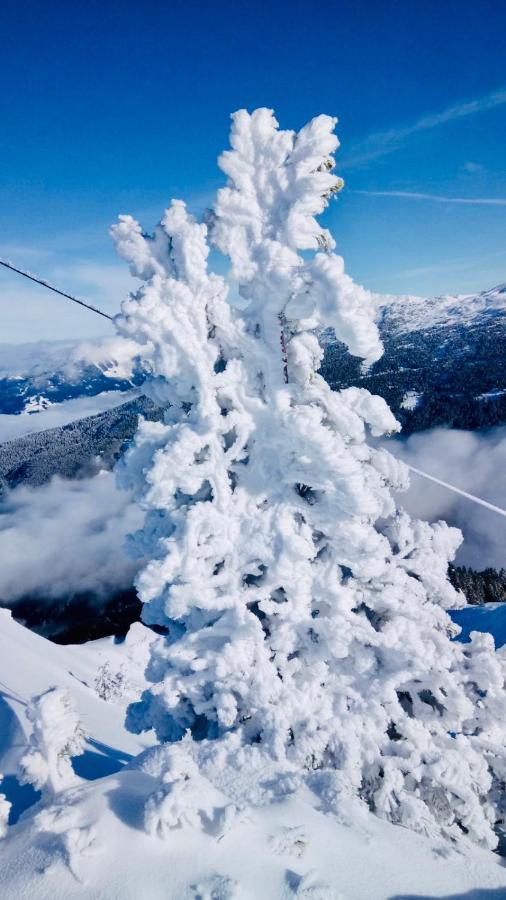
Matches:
[1,0,505,342]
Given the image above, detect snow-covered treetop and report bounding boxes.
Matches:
[212,108,382,371]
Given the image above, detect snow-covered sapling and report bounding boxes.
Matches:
[19,687,85,797]
[110,109,506,849]
[0,788,11,838]
[94,662,129,702]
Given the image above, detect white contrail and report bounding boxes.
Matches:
[341,86,506,168]
[354,190,506,206]
[407,465,506,518]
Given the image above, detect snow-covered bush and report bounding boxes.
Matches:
[94,662,129,702]
[19,687,85,796]
[0,789,11,838]
[139,740,241,840]
[143,745,208,838]
[111,109,506,848]
[35,801,97,882]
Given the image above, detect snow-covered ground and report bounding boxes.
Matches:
[1,609,506,899]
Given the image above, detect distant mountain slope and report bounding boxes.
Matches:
[321,284,506,433]
[1,284,505,493]
[0,339,137,414]
[376,283,506,332]
[0,395,161,495]
[3,284,505,431]
[0,389,140,442]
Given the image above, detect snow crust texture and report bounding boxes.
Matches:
[102,109,506,852]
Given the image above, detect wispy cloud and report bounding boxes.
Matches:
[463,161,485,174]
[354,189,506,206]
[382,249,506,281]
[341,87,506,168]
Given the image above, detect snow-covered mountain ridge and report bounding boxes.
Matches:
[2,283,504,419]
[322,283,506,433]
[375,283,506,333]
[0,339,136,415]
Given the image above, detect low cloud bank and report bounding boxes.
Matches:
[0,471,143,602]
[386,426,506,570]
[0,426,504,606]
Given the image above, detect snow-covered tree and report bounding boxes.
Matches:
[95,662,129,702]
[19,687,85,796]
[111,109,506,848]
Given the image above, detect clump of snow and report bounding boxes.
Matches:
[35,799,98,883]
[143,743,219,838]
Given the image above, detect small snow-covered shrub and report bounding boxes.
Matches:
[142,743,231,839]
[94,662,129,701]
[19,687,85,796]
[35,802,97,882]
[144,747,203,837]
[110,109,506,848]
[0,789,11,838]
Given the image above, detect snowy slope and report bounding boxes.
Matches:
[2,615,506,897]
[5,767,506,900]
[0,610,156,785]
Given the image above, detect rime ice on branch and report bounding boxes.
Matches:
[111,109,506,849]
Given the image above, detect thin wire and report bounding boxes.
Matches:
[407,464,506,518]
[0,258,114,321]
[2,255,504,521]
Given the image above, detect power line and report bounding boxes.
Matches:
[407,464,506,518]
[1,256,504,521]
[0,257,114,321]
